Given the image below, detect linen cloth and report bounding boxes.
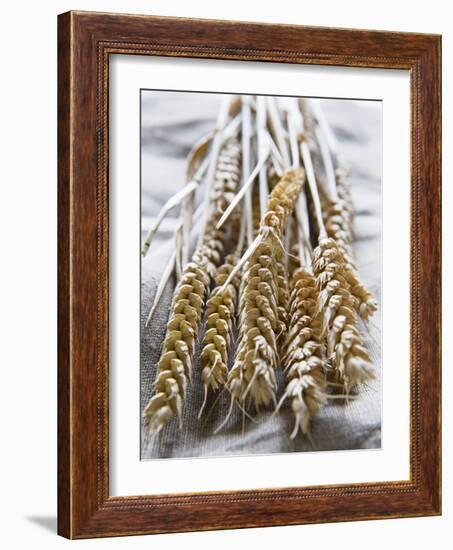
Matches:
[140,92,382,459]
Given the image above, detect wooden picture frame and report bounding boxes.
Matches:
[58,10,441,539]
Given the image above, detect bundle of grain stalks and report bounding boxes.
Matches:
[142,95,377,442]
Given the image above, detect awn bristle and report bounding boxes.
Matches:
[225,168,305,414]
[143,138,241,434]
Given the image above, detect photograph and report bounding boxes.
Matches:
[140,91,382,460]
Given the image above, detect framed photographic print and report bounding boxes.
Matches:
[58,11,441,538]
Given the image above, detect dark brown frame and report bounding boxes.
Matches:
[58,10,442,539]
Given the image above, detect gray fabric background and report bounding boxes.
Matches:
[140,92,382,459]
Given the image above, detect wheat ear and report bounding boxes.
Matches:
[328,291,375,392]
[278,268,327,438]
[322,163,378,321]
[199,253,240,415]
[308,98,378,322]
[143,138,241,434]
[337,162,378,320]
[314,239,375,392]
[276,124,326,438]
[299,110,375,392]
[224,168,305,417]
[312,237,374,390]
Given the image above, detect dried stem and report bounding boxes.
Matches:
[241,96,254,246]
[197,96,234,249]
[257,96,270,218]
[311,99,339,158]
[315,123,338,201]
[215,151,269,230]
[267,96,291,168]
[142,180,198,258]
